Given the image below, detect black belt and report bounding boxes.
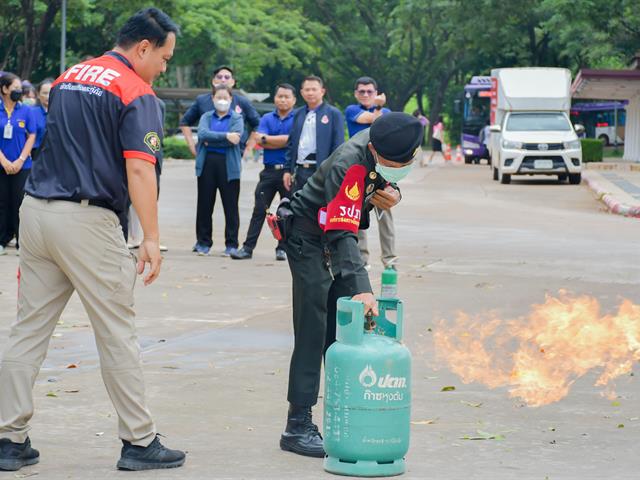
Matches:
[29,195,116,214]
[264,164,285,170]
[67,198,115,213]
[292,215,324,236]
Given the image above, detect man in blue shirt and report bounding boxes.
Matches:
[232,84,296,261]
[344,76,397,269]
[179,65,260,157]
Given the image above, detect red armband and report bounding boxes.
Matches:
[319,165,366,233]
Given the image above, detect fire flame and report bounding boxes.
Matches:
[432,292,640,406]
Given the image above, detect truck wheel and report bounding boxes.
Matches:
[569,173,582,185]
[558,174,568,182]
[598,134,609,146]
[500,172,511,184]
[493,167,498,181]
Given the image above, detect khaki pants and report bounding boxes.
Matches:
[358,208,397,267]
[0,196,155,446]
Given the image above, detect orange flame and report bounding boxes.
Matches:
[433,292,640,406]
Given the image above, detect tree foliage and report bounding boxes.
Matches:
[0,0,638,131]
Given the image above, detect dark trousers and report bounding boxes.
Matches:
[0,169,30,247]
[284,227,352,407]
[242,167,289,252]
[292,165,316,194]
[196,152,240,248]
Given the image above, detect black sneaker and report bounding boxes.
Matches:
[275,249,287,261]
[0,437,39,471]
[230,247,252,260]
[117,435,185,471]
[280,405,325,458]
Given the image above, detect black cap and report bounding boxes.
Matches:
[370,112,424,163]
[212,65,234,77]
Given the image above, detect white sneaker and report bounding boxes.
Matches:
[159,244,168,252]
[0,245,6,256]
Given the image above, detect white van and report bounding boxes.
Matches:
[489,68,584,185]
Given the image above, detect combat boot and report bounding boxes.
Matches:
[280,404,325,458]
[0,437,39,471]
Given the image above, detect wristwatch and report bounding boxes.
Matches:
[260,135,267,145]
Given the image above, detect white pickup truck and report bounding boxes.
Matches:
[488,68,584,185]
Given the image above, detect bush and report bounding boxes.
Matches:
[581,138,603,163]
[163,136,193,160]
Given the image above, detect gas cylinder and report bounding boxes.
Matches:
[324,297,411,477]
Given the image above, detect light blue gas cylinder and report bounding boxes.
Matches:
[324,297,411,477]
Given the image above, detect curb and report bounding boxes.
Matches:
[584,174,640,218]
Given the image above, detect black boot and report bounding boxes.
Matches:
[0,437,39,471]
[117,435,185,471]
[280,404,325,458]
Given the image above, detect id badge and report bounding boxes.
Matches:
[3,123,12,140]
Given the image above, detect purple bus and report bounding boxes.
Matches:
[570,101,627,146]
[461,76,492,164]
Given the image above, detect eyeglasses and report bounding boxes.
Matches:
[215,74,233,80]
[356,89,376,96]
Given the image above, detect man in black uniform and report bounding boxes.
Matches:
[279,113,423,457]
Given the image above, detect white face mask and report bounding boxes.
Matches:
[214,99,230,112]
[373,151,414,183]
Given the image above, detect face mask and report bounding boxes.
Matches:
[374,152,414,183]
[9,90,22,102]
[214,99,230,112]
[22,98,36,106]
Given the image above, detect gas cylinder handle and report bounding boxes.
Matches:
[336,297,365,345]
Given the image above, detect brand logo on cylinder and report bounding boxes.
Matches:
[359,365,407,389]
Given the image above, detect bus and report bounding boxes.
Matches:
[570,101,627,146]
[461,76,491,164]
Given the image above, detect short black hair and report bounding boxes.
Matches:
[301,75,324,88]
[0,72,20,94]
[116,8,180,49]
[354,76,377,90]
[37,78,55,93]
[213,84,233,96]
[275,83,296,96]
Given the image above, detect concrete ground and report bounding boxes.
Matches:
[0,157,638,479]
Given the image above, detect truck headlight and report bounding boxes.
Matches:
[501,139,522,150]
[563,139,581,150]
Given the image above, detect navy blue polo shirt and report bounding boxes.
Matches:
[25,51,163,215]
[256,110,294,165]
[30,104,47,149]
[206,111,232,154]
[345,104,391,138]
[0,101,36,169]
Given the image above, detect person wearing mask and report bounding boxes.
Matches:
[0,73,36,255]
[232,83,296,261]
[0,8,185,471]
[179,66,259,158]
[29,78,53,160]
[283,76,344,193]
[20,82,37,107]
[344,76,397,270]
[279,113,423,458]
[193,84,244,257]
